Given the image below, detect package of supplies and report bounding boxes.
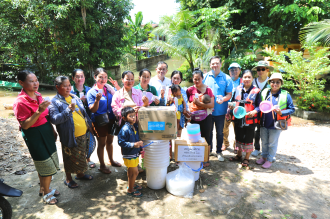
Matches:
[174,138,208,162]
[166,163,195,197]
[138,106,177,140]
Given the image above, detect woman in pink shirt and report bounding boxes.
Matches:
[111,71,149,122]
[13,70,60,205]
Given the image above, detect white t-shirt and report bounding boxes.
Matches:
[149,76,172,97]
[253,77,269,90]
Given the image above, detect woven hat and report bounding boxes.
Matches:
[252,61,274,72]
[268,73,283,84]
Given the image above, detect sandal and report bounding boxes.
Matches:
[64,180,79,189]
[127,190,142,197]
[127,184,142,190]
[98,167,111,174]
[75,174,93,180]
[229,155,242,162]
[242,159,250,167]
[110,161,122,167]
[88,161,96,168]
[43,192,58,205]
[39,188,60,197]
[203,161,210,167]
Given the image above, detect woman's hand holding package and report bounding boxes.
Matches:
[246,110,257,118]
[154,98,160,105]
[38,101,51,113]
[142,96,149,106]
[95,92,102,102]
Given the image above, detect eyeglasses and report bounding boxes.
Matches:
[257,68,266,71]
[270,81,281,85]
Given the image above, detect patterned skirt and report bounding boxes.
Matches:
[22,122,60,177]
[62,133,88,174]
[234,125,255,152]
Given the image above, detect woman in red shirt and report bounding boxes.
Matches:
[13,70,60,205]
[186,68,215,167]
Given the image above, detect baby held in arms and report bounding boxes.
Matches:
[189,94,211,112]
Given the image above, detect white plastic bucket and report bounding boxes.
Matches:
[143,160,170,168]
[146,167,168,189]
[184,161,203,181]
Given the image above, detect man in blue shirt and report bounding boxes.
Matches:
[203,56,233,161]
[222,63,242,153]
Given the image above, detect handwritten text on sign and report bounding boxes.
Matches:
[177,145,205,161]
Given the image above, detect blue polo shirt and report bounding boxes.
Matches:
[203,71,233,116]
[86,88,115,122]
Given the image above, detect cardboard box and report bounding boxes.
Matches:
[138,106,177,140]
[174,138,208,162]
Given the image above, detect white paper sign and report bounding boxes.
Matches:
[177,145,205,161]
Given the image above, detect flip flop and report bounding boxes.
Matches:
[88,161,96,168]
[127,190,142,197]
[110,161,122,167]
[127,184,142,190]
[39,188,60,197]
[75,174,93,180]
[98,168,111,174]
[64,180,79,189]
[203,161,210,167]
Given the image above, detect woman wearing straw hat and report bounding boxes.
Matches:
[256,73,295,169]
[251,61,273,157]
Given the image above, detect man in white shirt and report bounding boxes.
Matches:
[149,61,172,97]
[251,61,273,157]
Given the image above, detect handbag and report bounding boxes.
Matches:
[191,110,208,122]
[94,89,109,126]
[110,118,121,136]
[274,119,288,130]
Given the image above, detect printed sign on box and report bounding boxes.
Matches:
[177,146,205,161]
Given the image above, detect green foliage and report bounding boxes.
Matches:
[264,45,330,112]
[0,0,132,83]
[297,90,330,112]
[177,60,193,82]
[264,46,330,95]
[177,0,330,59]
[223,49,258,73]
[127,11,153,60]
[300,19,330,47]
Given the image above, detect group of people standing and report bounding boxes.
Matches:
[12,56,295,203]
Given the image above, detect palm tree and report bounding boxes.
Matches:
[142,11,215,72]
[299,19,330,46]
[127,11,152,60]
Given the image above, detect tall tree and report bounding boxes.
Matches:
[127,11,152,60]
[0,0,133,81]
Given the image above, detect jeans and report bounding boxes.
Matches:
[254,124,261,151]
[210,115,225,154]
[260,127,282,162]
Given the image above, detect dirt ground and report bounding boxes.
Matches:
[1,116,330,219]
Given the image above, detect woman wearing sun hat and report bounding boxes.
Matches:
[256,73,295,169]
[251,61,273,157]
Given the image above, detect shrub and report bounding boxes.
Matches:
[297,90,330,112]
[178,60,193,82]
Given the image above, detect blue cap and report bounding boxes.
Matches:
[228,63,241,70]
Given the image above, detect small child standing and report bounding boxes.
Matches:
[166,84,187,131]
[118,107,143,197]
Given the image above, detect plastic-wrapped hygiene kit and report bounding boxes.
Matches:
[166,163,195,198]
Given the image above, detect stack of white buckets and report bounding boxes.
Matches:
[143,140,169,189]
